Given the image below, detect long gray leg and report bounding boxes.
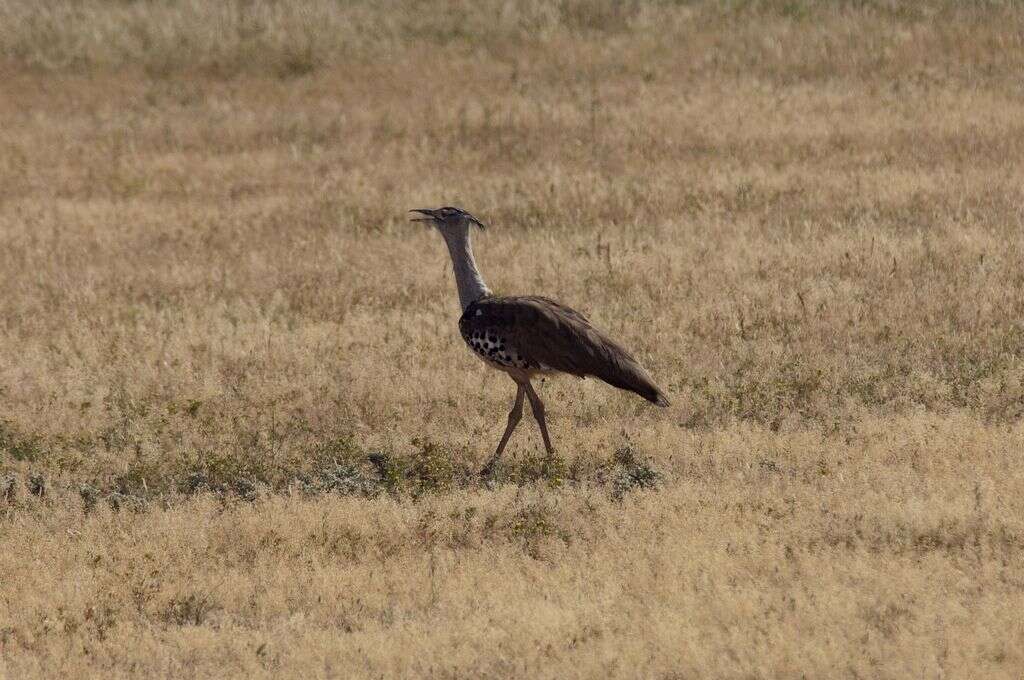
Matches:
[481,382,525,475]
[524,381,554,455]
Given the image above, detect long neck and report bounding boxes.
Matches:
[441,230,491,311]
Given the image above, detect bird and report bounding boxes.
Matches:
[410,206,669,475]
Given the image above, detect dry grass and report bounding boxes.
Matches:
[2,1,1024,677]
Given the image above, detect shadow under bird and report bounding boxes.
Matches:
[411,206,669,475]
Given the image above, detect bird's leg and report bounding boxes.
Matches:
[481,382,525,476]
[524,382,554,456]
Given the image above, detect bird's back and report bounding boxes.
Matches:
[459,295,669,406]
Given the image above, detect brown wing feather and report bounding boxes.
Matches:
[460,296,669,406]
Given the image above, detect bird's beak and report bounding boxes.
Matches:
[468,215,487,230]
[409,209,436,222]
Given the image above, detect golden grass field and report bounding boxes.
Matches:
[2,1,1024,677]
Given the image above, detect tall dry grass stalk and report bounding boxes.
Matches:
[1,1,1023,677]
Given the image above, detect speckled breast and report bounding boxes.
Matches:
[460,325,531,370]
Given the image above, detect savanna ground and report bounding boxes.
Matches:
[1,1,1024,677]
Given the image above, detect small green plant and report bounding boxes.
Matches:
[79,484,100,512]
[177,445,278,497]
[508,505,558,541]
[363,440,472,497]
[407,438,459,496]
[106,491,148,512]
[506,503,571,559]
[307,435,368,470]
[185,399,203,417]
[368,451,405,496]
[0,473,19,502]
[603,445,661,500]
[305,461,381,497]
[0,421,44,462]
[507,451,569,488]
[27,473,46,497]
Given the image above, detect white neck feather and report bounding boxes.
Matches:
[441,230,491,312]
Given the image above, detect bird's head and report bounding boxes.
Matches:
[409,206,487,238]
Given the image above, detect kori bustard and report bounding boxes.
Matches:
[411,206,669,475]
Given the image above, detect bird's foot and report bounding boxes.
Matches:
[479,459,500,483]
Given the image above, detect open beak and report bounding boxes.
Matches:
[409,209,436,222]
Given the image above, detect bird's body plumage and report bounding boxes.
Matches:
[459,295,669,406]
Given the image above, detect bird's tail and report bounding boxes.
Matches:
[593,357,670,407]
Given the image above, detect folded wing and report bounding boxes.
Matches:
[460,296,669,406]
